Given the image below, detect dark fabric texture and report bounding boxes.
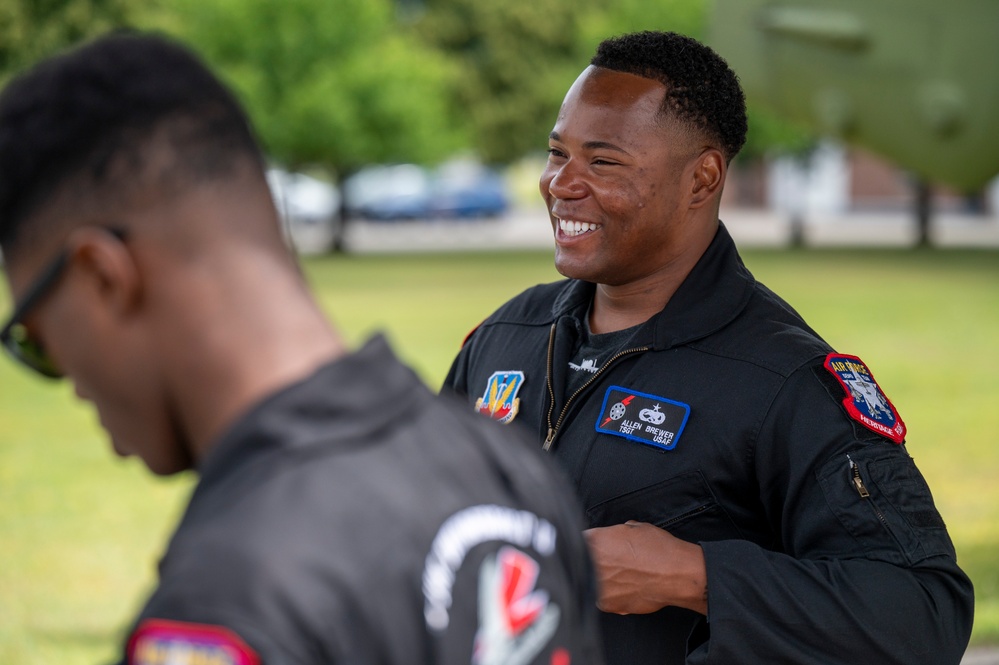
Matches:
[119,335,604,665]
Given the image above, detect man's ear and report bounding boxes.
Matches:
[65,227,142,319]
[688,148,726,209]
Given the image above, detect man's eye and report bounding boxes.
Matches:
[547,147,567,158]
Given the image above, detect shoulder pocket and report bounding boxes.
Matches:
[817,448,954,566]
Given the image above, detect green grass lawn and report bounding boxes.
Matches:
[1,245,997,663]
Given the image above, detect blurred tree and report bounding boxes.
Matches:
[414,0,771,164]
[150,0,467,175]
[576,0,706,53]
[739,107,815,163]
[0,0,141,83]
[415,0,596,164]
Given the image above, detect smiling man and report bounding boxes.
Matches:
[0,32,604,665]
[444,30,974,664]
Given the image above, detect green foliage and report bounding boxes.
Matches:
[415,0,594,164]
[147,0,467,173]
[0,0,142,83]
[576,0,707,50]
[0,0,819,171]
[739,106,817,163]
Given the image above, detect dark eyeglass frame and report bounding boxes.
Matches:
[1,228,127,379]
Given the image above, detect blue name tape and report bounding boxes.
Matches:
[595,386,690,451]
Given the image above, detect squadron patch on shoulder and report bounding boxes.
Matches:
[423,504,558,633]
[475,371,525,424]
[127,618,260,665]
[595,386,690,451]
[474,546,561,665]
[824,353,906,444]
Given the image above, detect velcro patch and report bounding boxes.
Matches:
[824,353,906,444]
[127,618,260,665]
[475,371,525,424]
[595,386,690,451]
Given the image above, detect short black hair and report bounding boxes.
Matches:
[591,31,747,162]
[0,31,263,251]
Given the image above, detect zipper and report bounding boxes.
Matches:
[848,455,870,497]
[657,504,710,530]
[848,454,888,527]
[542,322,650,451]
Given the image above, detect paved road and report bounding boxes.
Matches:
[287,205,999,255]
[964,647,999,664]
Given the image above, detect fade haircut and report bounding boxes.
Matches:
[591,31,748,163]
[0,31,263,253]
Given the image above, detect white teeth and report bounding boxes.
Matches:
[558,218,599,237]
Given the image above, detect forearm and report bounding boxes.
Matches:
[695,540,974,665]
[584,521,708,616]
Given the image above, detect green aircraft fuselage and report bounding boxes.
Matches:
[708,0,999,192]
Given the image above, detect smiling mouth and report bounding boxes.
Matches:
[557,218,600,237]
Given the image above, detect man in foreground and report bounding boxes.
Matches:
[445,30,974,663]
[0,33,603,664]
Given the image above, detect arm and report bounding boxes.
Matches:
[696,363,973,664]
[581,363,974,665]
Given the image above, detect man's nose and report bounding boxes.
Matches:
[544,162,586,200]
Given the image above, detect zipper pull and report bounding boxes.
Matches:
[848,455,870,498]
[543,428,555,451]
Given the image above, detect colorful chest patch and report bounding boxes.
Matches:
[127,619,260,665]
[595,386,690,451]
[824,353,906,444]
[475,371,525,424]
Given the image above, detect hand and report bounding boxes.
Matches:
[583,521,708,616]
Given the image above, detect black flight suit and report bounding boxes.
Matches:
[444,223,974,664]
[118,336,604,665]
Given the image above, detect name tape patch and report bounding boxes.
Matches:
[824,353,906,444]
[595,386,690,451]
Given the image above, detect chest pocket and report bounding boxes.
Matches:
[585,470,743,541]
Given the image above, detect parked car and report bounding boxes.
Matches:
[342,164,433,221]
[266,167,342,253]
[430,160,509,219]
[343,160,509,221]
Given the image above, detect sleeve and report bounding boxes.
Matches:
[118,541,357,665]
[689,361,975,665]
[441,327,476,395]
[119,597,307,665]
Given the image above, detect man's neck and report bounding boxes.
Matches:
[157,256,347,463]
[588,218,717,334]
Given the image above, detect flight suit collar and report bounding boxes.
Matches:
[549,221,756,351]
[196,334,425,483]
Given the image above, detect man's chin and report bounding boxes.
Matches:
[553,254,595,283]
[109,436,194,476]
[141,455,195,476]
[109,435,131,459]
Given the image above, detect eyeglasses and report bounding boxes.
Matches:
[1,228,126,379]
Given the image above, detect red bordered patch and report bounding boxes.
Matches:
[824,353,906,444]
[127,618,260,665]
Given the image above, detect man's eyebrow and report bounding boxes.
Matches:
[549,132,629,154]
